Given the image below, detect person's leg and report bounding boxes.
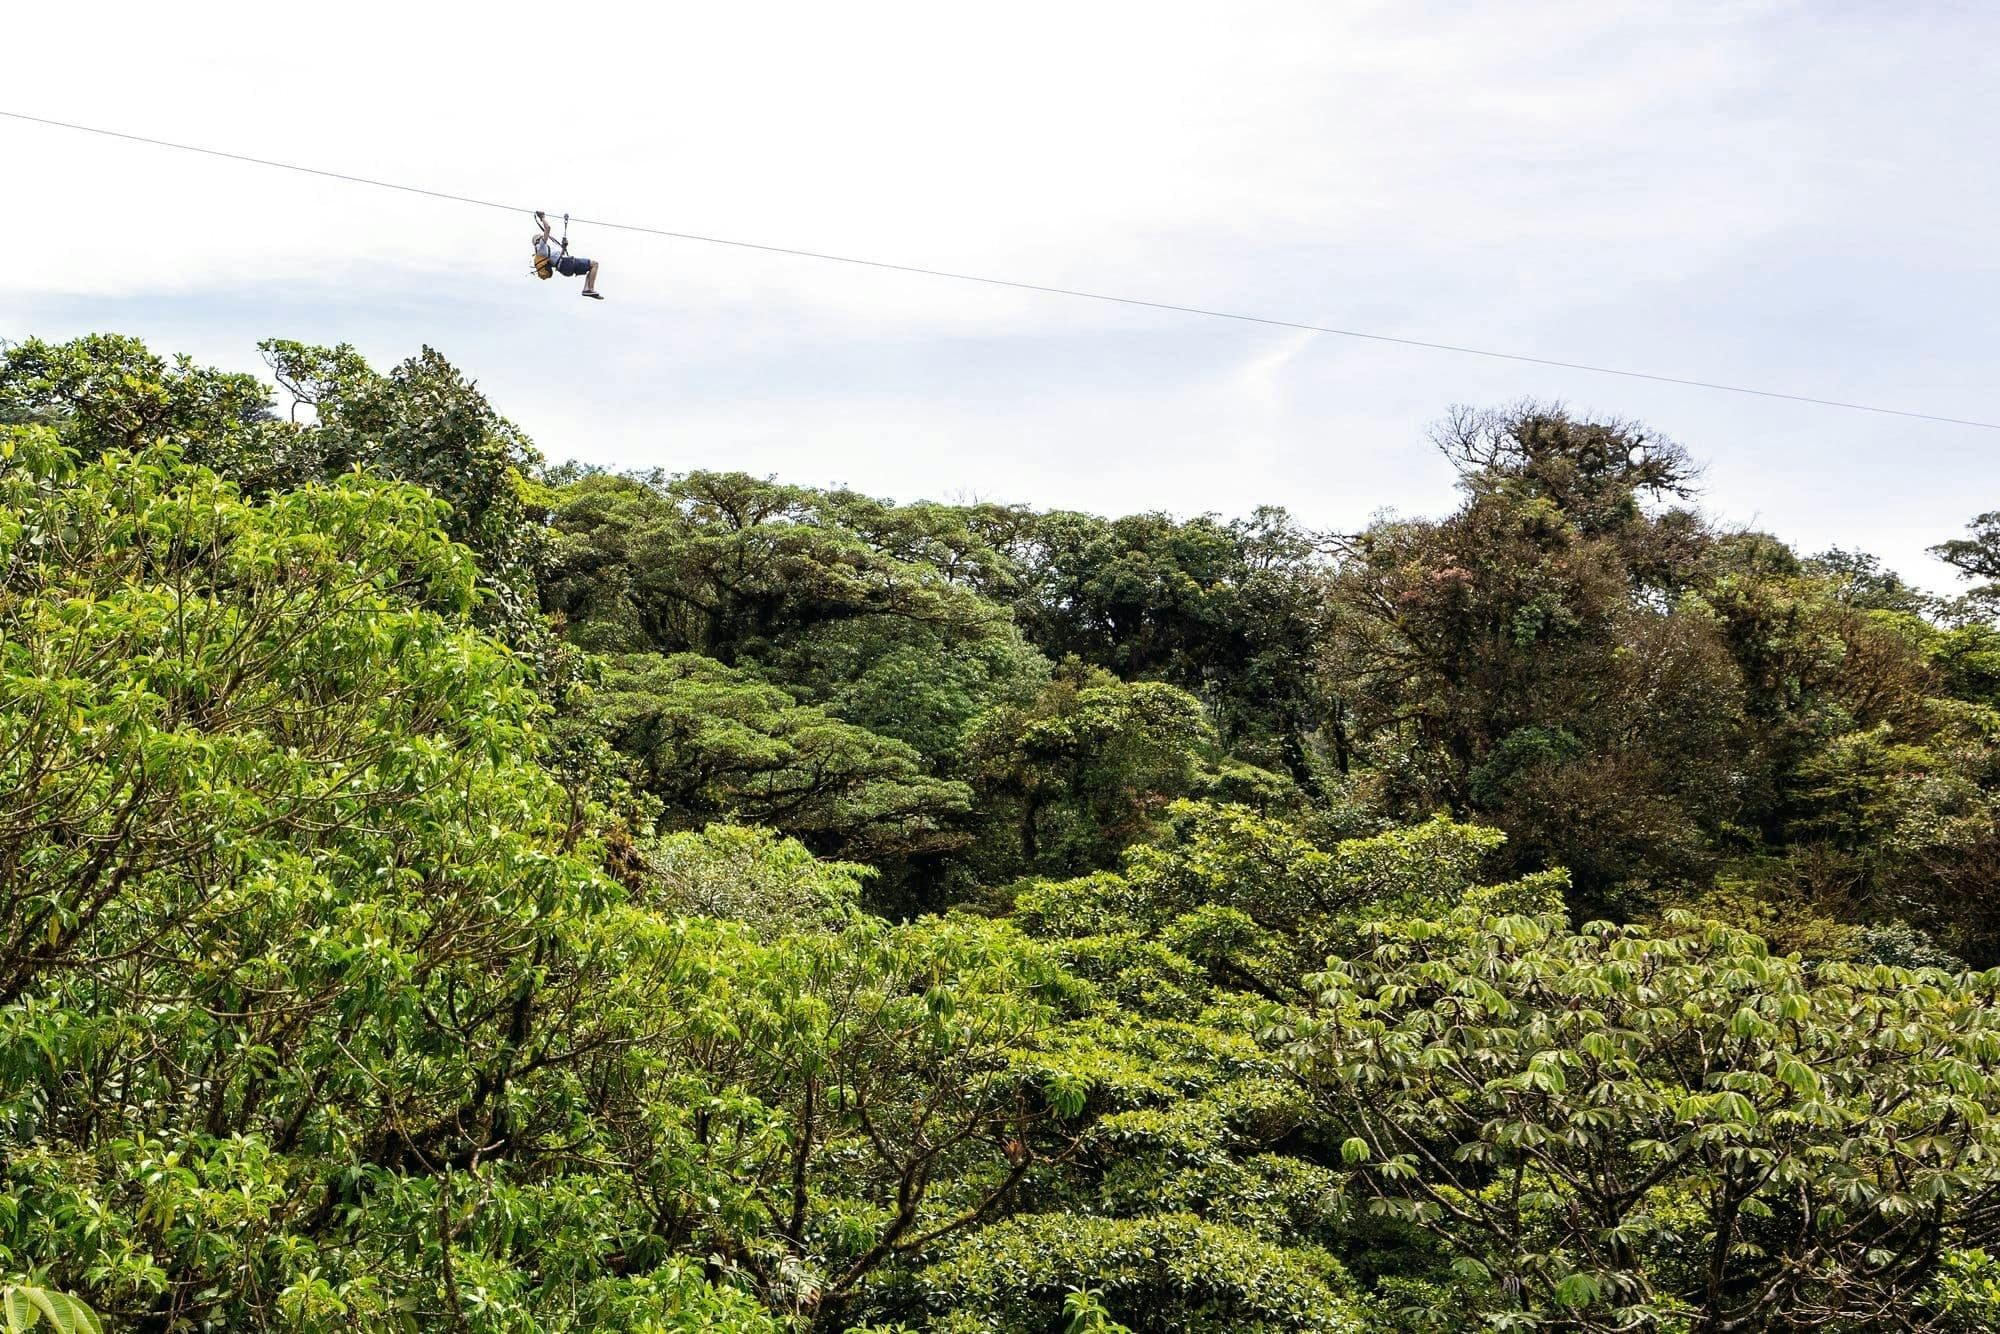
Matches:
[585,260,600,293]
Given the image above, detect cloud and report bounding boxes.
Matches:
[4,0,1995,589]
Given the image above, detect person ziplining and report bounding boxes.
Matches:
[531,211,603,299]
[9,110,2000,432]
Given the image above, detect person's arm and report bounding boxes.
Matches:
[534,211,553,240]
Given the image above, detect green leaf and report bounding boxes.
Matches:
[1553,1273,1601,1308]
[29,1294,78,1334]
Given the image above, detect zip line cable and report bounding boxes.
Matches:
[5,106,1996,433]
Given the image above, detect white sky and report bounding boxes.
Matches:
[4,0,1996,588]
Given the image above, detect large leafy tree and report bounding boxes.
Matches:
[1322,407,1736,904]
[0,333,280,470]
[3,335,554,646]
[1935,509,2000,616]
[258,339,552,640]
[543,470,1013,665]
[0,430,639,1325]
[588,912,1085,1325]
[543,470,1049,831]
[961,668,1216,877]
[878,807,1552,1333]
[1319,404,1964,921]
[1285,902,2000,1331]
[588,650,975,862]
[1006,507,1329,783]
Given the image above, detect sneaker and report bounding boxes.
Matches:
[582,290,604,300]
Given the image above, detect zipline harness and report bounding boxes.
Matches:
[530,211,569,280]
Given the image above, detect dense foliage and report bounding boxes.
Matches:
[1,334,1997,1330]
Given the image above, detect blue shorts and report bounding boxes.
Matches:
[555,255,593,277]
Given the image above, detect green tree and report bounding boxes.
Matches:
[543,469,1048,855]
[573,910,1084,1325]
[962,668,1215,876]
[589,651,974,863]
[0,333,275,460]
[0,430,758,1328]
[1322,407,1738,906]
[1320,403,1963,921]
[260,339,552,641]
[1934,509,2000,616]
[909,1213,1365,1332]
[1285,903,2000,1330]
[4,335,556,648]
[882,808,1552,1332]
[635,823,872,934]
[1007,507,1329,784]
[542,470,1012,666]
